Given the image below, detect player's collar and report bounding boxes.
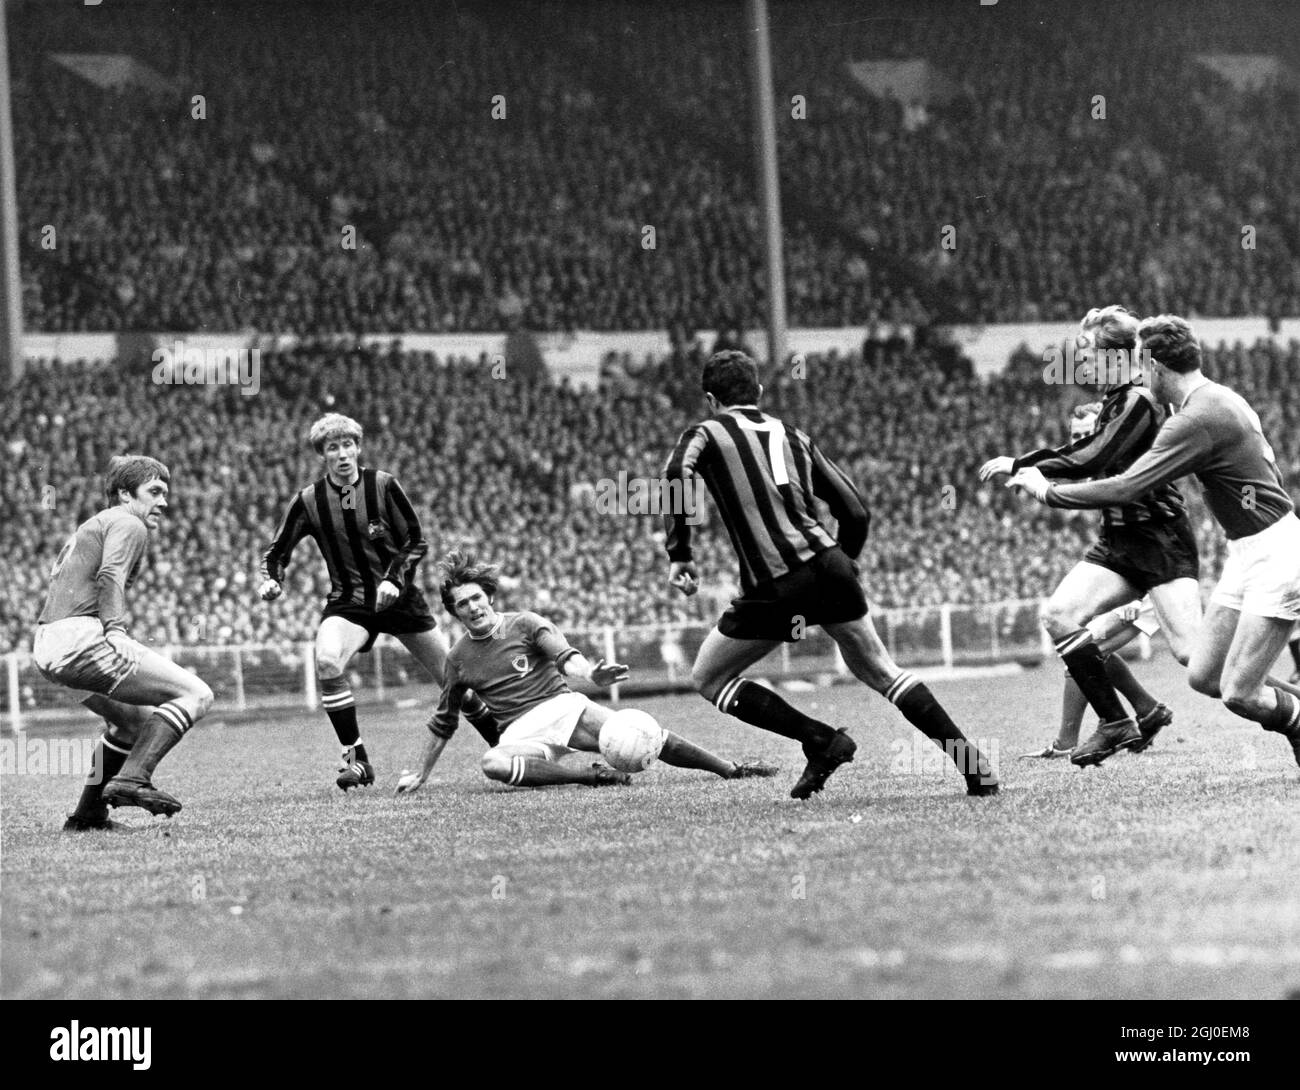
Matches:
[1179,376,1210,411]
[468,613,504,640]
[324,467,364,491]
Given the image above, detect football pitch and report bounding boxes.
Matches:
[3,657,1298,1000]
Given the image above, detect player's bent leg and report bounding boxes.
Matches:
[100,649,214,817]
[63,696,152,831]
[315,616,375,788]
[1186,603,1239,700]
[825,617,998,796]
[1216,614,1300,765]
[1044,564,1145,765]
[1147,578,1203,667]
[481,744,629,788]
[395,628,449,687]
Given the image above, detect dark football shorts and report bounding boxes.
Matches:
[322,587,438,653]
[718,546,869,643]
[1083,517,1200,593]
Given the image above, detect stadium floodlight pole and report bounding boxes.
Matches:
[0,0,21,382]
[746,0,787,369]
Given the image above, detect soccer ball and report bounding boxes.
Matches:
[598,709,667,773]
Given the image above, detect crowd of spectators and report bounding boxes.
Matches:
[11,0,1299,332]
[4,336,1298,653]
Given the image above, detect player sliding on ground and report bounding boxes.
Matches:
[980,306,1201,766]
[259,414,498,792]
[1019,403,1174,759]
[1011,315,1300,767]
[33,456,213,829]
[662,350,998,799]
[396,552,776,791]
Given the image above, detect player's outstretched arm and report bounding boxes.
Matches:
[562,653,630,687]
[396,734,448,794]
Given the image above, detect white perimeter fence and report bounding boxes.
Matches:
[3,599,1077,732]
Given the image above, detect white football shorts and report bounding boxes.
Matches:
[1210,513,1300,621]
[32,616,145,696]
[495,691,596,762]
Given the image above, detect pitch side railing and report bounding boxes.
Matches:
[2,599,1061,731]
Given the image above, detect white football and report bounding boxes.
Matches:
[598,709,667,773]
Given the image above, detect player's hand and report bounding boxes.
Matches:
[258,578,282,602]
[395,769,425,795]
[589,658,631,686]
[978,456,1015,482]
[375,580,400,610]
[1007,467,1051,502]
[668,561,699,597]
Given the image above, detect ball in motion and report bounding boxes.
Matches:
[598,709,667,773]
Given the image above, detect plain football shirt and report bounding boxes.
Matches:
[37,506,148,631]
[429,611,580,739]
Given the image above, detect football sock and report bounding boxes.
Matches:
[1104,654,1157,720]
[73,732,130,816]
[886,671,989,778]
[713,678,836,747]
[1055,630,1129,723]
[1261,689,1300,734]
[115,703,191,784]
[658,731,732,777]
[319,676,366,760]
[501,756,597,787]
[1058,673,1088,749]
[462,691,501,745]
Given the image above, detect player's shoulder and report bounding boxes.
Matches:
[512,609,557,633]
[98,506,148,538]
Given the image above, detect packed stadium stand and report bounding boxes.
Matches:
[5,337,1298,650]
[11,0,1300,331]
[4,0,1299,651]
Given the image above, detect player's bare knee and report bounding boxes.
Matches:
[1187,666,1220,697]
[1039,601,1077,638]
[481,749,513,782]
[315,653,347,680]
[190,681,215,719]
[693,666,725,702]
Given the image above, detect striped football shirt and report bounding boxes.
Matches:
[1012,383,1186,527]
[262,467,428,609]
[662,406,869,591]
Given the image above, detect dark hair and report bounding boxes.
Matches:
[1138,315,1201,373]
[702,350,761,406]
[438,549,501,614]
[104,455,170,504]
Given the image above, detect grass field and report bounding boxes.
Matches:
[3,656,1299,1000]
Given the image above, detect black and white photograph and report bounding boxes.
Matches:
[1,0,1298,1041]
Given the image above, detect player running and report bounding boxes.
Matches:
[1019,403,1172,759]
[662,350,998,799]
[259,414,497,791]
[980,306,1200,766]
[32,455,213,828]
[395,551,776,791]
[1011,315,1300,767]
